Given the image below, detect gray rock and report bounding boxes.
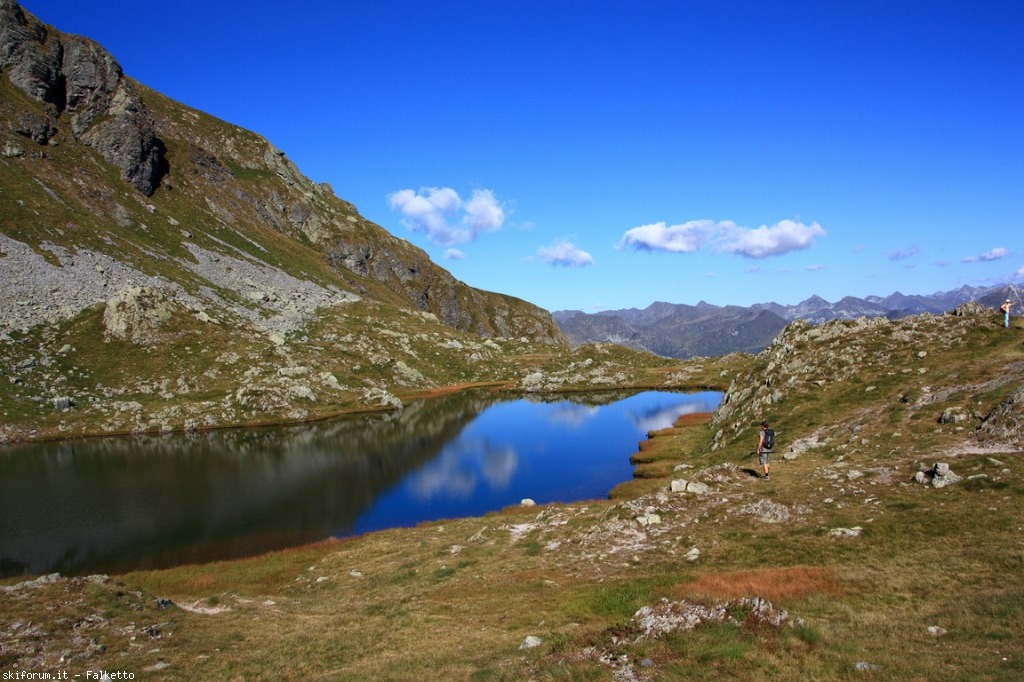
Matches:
[10,109,56,143]
[2,140,24,157]
[636,513,661,527]
[670,479,710,495]
[976,383,1024,444]
[519,635,542,650]
[939,407,968,424]
[931,471,962,488]
[740,499,792,524]
[914,462,963,488]
[829,527,863,538]
[102,286,175,343]
[0,2,167,195]
[51,396,74,410]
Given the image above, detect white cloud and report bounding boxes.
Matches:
[462,189,504,233]
[616,218,825,258]
[388,186,505,246]
[616,220,711,253]
[536,241,594,268]
[805,264,825,271]
[963,246,1009,263]
[444,249,465,260]
[717,219,826,258]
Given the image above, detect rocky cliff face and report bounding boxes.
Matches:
[0,0,166,194]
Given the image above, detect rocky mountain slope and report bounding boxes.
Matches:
[3,1,681,442]
[709,301,1024,455]
[555,283,1024,358]
[0,0,564,341]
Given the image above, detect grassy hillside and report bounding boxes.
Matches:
[2,1,572,444]
[3,308,1021,680]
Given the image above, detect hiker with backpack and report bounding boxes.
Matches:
[1000,299,1013,328]
[757,421,775,480]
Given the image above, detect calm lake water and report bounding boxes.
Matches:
[0,390,720,577]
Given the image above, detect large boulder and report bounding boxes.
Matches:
[103,287,177,344]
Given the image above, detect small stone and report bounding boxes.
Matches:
[637,513,662,527]
[829,527,863,538]
[519,635,542,650]
[52,396,74,410]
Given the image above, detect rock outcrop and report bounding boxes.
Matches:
[1,0,166,194]
[976,383,1024,446]
[102,286,177,344]
[709,307,1024,455]
[325,234,564,343]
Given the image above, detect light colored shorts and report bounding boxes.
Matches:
[759,450,772,465]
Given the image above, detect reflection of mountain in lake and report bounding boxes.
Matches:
[0,391,503,577]
[0,390,721,577]
[627,393,721,433]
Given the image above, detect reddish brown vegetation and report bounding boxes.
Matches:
[673,566,843,605]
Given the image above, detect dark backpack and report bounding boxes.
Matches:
[763,429,775,450]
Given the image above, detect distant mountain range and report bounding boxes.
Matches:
[553,284,1024,359]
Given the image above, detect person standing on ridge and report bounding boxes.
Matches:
[757,420,774,480]
[1000,299,1013,328]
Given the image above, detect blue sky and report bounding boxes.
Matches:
[23,0,1024,312]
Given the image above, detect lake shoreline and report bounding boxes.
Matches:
[0,378,728,447]
[1,390,722,579]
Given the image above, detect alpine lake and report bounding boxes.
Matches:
[0,389,721,577]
